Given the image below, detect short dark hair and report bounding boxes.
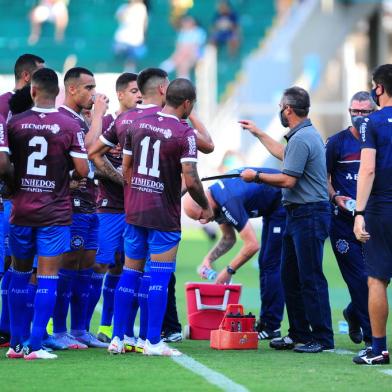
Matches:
[350,91,377,110]
[14,53,45,80]
[8,85,33,114]
[116,72,138,91]
[32,68,59,97]
[137,68,168,95]
[372,64,392,97]
[282,86,310,117]
[166,78,196,108]
[64,67,94,83]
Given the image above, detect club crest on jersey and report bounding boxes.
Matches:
[336,239,349,254]
[39,113,46,118]
[71,235,84,249]
[50,124,60,134]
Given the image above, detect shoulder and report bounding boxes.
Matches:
[326,128,347,147]
[7,110,31,127]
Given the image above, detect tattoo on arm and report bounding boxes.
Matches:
[207,235,236,262]
[182,162,208,209]
[95,155,123,185]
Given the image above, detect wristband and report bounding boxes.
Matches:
[353,210,365,217]
[226,266,236,275]
[254,170,263,184]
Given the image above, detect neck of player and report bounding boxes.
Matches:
[33,98,56,109]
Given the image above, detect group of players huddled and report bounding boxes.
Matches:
[0,53,215,360]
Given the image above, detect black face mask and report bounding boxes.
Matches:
[279,107,289,128]
[371,85,383,107]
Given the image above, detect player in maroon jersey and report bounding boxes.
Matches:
[6,68,88,360]
[108,78,213,356]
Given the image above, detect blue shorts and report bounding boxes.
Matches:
[124,224,181,260]
[3,200,12,257]
[68,213,99,251]
[364,213,392,281]
[9,225,71,259]
[0,211,4,273]
[96,213,125,264]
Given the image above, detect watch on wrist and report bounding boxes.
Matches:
[226,266,236,275]
[254,170,263,184]
[353,210,365,217]
[331,193,338,205]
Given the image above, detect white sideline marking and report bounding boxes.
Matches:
[379,369,392,376]
[333,349,355,355]
[172,354,249,392]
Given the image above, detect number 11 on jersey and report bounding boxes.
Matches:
[137,136,161,178]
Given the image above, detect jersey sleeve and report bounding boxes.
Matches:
[282,138,309,177]
[325,135,338,174]
[359,117,376,149]
[0,115,9,154]
[179,127,198,163]
[123,129,133,156]
[70,126,88,159]
[220,199,248,232]
[100,118,119,148]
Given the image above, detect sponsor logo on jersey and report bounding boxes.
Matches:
[21,178,56,193]
[139,122,172,139]
[21,123,60,134]
[221,206,238,226]
[0,124,5,145]
[187,135,196,155]
[131,176,164,193]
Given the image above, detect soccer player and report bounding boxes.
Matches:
[0,53,45,347]
[6,68,88,360]
[353,64,392,365]
[52,67,108,349]
[183,168,286,340]
[85,72,142,343]
[108,78,213,356]
[326,91,375,351]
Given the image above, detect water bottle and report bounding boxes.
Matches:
[338,320,349,334]
[345,199,356,212]
[198,266,217,281]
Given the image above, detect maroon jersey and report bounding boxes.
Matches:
[7,107,88,227]
[59,105,97,214]
[0,115,10,212]
[96,113,124,213]
[123,111,198,231]
[0,91,13,122]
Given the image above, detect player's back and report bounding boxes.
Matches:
[124,111,197,231]
[7,107,87,226]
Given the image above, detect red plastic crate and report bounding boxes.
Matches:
[185,282,242,340]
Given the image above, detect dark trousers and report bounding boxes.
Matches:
[330,212,371,342]
[258,210,286,330]
[162,273,182,333]
[282,202,334,348]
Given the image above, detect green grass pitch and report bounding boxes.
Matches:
[1,228,392,391]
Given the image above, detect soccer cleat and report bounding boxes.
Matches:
[0,331,10,348]
[124,335,137,352]
[343,308,363,344]
[24,346,57,360]
[256,320,281,340]
[353,350,390,365]
[6,344,24,359]
[162,331,183,343]
[143,339,182,357]
[135,338,145,354]
[74,332,109,348]
[270,336,303,350]
[97,325,112,343]
[357,344,372,357]
[42,335,68,351]
[108,336,125,355]
[293,341,334,353]
[53,333,88,350]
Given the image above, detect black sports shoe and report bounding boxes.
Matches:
[343,308,362,344]
[0,331,10,347]
[270,336,303,350]
[293,341,334,353]
[256,320,281,340]
[353,350,390,365]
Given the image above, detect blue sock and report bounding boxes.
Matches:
[372,336,387,356]
[70,268,93,333]
[85,272,104,331]
[29,275,58,351]
[147,261,176,344]
[0,268,12,334]
[124,276,141,338]
[101,273,120,326]
[8,269,32,347]
[138,273,150,340]
[53,269,77,334]
[112,267,142,340]
[22,283,37,343]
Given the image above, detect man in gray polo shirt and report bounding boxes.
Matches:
[240,86,334,353]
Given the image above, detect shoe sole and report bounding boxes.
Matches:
[0,342,10,348]
[67,344,88,350]
[6,354,24,359]
[24,355,57,360]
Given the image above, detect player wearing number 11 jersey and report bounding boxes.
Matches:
[6,68,89,360]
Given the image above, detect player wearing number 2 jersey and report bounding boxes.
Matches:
[6,68,88,360]
[108,78,213,356]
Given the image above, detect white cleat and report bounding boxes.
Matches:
[6,345,24,359]
[143,339,182,357]
[108,336,125,355]
[24,348,58,360]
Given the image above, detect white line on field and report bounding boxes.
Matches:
[379,369,392,376]
[333,349,355,355]
[172,354,249,392]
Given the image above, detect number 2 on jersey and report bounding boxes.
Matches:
[27,136,48,176]
[138,136,161,177]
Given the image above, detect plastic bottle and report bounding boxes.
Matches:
[345,199,356,212]
[338,320,349,334]
[198,266,217,281]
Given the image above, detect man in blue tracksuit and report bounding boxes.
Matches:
[326,91,375,349]
[184,167,286,339]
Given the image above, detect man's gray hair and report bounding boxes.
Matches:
[282,86,310,117]
[350,91,377,110]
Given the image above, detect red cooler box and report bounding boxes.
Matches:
[185,282,242,340]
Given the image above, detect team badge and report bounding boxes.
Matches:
[71,235,84,249]
[336,239,349,254]
[51,124,60,134]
